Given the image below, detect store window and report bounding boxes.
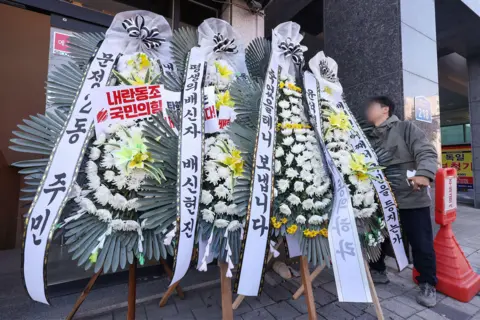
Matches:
[440,124,471,145]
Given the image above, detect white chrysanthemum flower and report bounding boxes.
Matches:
[226,203,237,215]
[93,133,106,145]
[295,134,307,142]
[95,209,112,222]
[290,116,301,124]
[205,161,217,173]
[286,153,294,166]
[125,198,139,211]
[294,181,304,192]
[302,199,315,210]
[208,146,222,159]
[86,161,98,175]
[218,166,231,180]
[279,110,292,119]
[275,160,281,173]
[315,184,329,196]
[201,190,214,205]
[279,203,291,216]
[287,194,301,206]
[283,88,294,96]
[111,193,128,210]
[280,74,288,81]
[227,220,242,231]
[94,185,111,206]
[303,161,313,171]
[286,168,299,179]
[101,153,115,169]
[80,197,96,213]
[103,170,115,182]
[214,201,228,214]
[296,155,306,166]
[314,201,326,210]
[205,136,216,147]
[214,219,229,228]
[278,100,290,109]
[357,179,372,193]
[206,170,221,186]
[305,185,316,197]
[89,147,101,161]
[281,129,293,136]
[113,174,127,190]
[289,97,299,104]
[127,177,142,191]
[300,170,313,182]
[275,147,285,158]
[295,128,306,135]
[308,215,323,225]
[274,188,278,197]
[290,106,301,115]
[303,151,313,159]
[215,184,230,199]
[291,143,305,154]
[282,136,295,146]
[277,179,290,193]
[359,207,376,218]
[88,175,101,190]
[353,194,364,206]
[202,208,215,223]
[296,215,306,224]
[364,191,375,206]
[348,174,359,185]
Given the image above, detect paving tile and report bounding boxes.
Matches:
[391,296,426,312]
[468,252,480,268]
[294,313,327,320]
[233,299,253,316]
[241,307,275,320]
[406,316,424,320]
[113,305,147,320]
[199,286,222,307]
[431,302,471,320]
[317,303,355,320]
[173,290,205,310]
[191,304,223,320]
[144,302,178,319]
[265,301,302,319]
[374,286,396,300]
[471,312,480,320]
[336,302,367,317]
[282,279,302,294]
[312,271,335,287]
[244,293,276,310]
[322,281,338,296]
[265,271,286,286]
[162,311,195,320]
[441,296,480,315]
[263,283,293,302]
[365,305,403,320]
[416,308,449,320]
[79,313,113,320]
[470,295,480,308]
[353,314,376,320]
[381,298,417,318]
[388,273,417,290]
[313,287,337,306]
[287,295,317,314]
[460,246,477,256]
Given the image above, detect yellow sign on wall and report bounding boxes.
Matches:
[442,145,473,189]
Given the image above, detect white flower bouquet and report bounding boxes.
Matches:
[271,75,333,265]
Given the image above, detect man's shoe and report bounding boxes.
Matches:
[416,283,437,307]
[370,270,390,284]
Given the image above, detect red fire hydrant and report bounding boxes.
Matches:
[413,168,480,302]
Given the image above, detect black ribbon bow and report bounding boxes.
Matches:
[213,33,238,53]
[122,16,165,49]
[318,59,338,82]
[278,38,304,65]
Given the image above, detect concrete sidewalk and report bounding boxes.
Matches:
[2,204,480,320]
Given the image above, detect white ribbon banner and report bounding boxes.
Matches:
[23,40,120,305]
[320,92,408,271]
[170,46,206,285]
[203,86,220,134]
[236,58,279,296]
[304,71,372,303]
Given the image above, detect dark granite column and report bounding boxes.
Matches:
[324,0,441,209]
[467,56,480,208]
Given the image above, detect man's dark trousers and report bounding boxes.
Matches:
[370,207,437,286]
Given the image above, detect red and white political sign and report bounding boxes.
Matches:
[53,32,70,55]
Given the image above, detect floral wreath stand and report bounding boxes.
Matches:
[65,258,184,320]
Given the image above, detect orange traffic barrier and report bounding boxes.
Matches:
[413,168,480,302]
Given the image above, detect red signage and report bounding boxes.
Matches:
[53,32,70,55]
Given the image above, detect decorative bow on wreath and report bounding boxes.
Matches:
[122,16,166,49]
[318,59,338,83]
[213,33,238,53]
[278,37,305,65]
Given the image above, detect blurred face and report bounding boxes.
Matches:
[366,102,389,125]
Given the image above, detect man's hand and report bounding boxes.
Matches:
[408,176,430,191]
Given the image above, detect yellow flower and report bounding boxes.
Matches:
[280,217,288,224]
[287,82,302,93]
[323,86,333,95]
[128,152,151,169]
[271,217,277,223]
[232,161,244,177]
[273,221,282,229]
[279,81,285,89]
[349,153,370,181]
[286,224,298,234]
[319,228,328,238]
[328,111,351,131]
[131,74,146,86]
[89,250,98,263]
[214,61,233,78]
[215,90,235,110]
[138,53,151,70]
[220,147,244,177]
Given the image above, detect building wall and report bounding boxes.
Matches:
[467,56,480,208]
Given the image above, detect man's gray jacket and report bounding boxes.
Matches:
[367,115,438,209]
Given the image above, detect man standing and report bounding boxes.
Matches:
[365,96,438,307]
